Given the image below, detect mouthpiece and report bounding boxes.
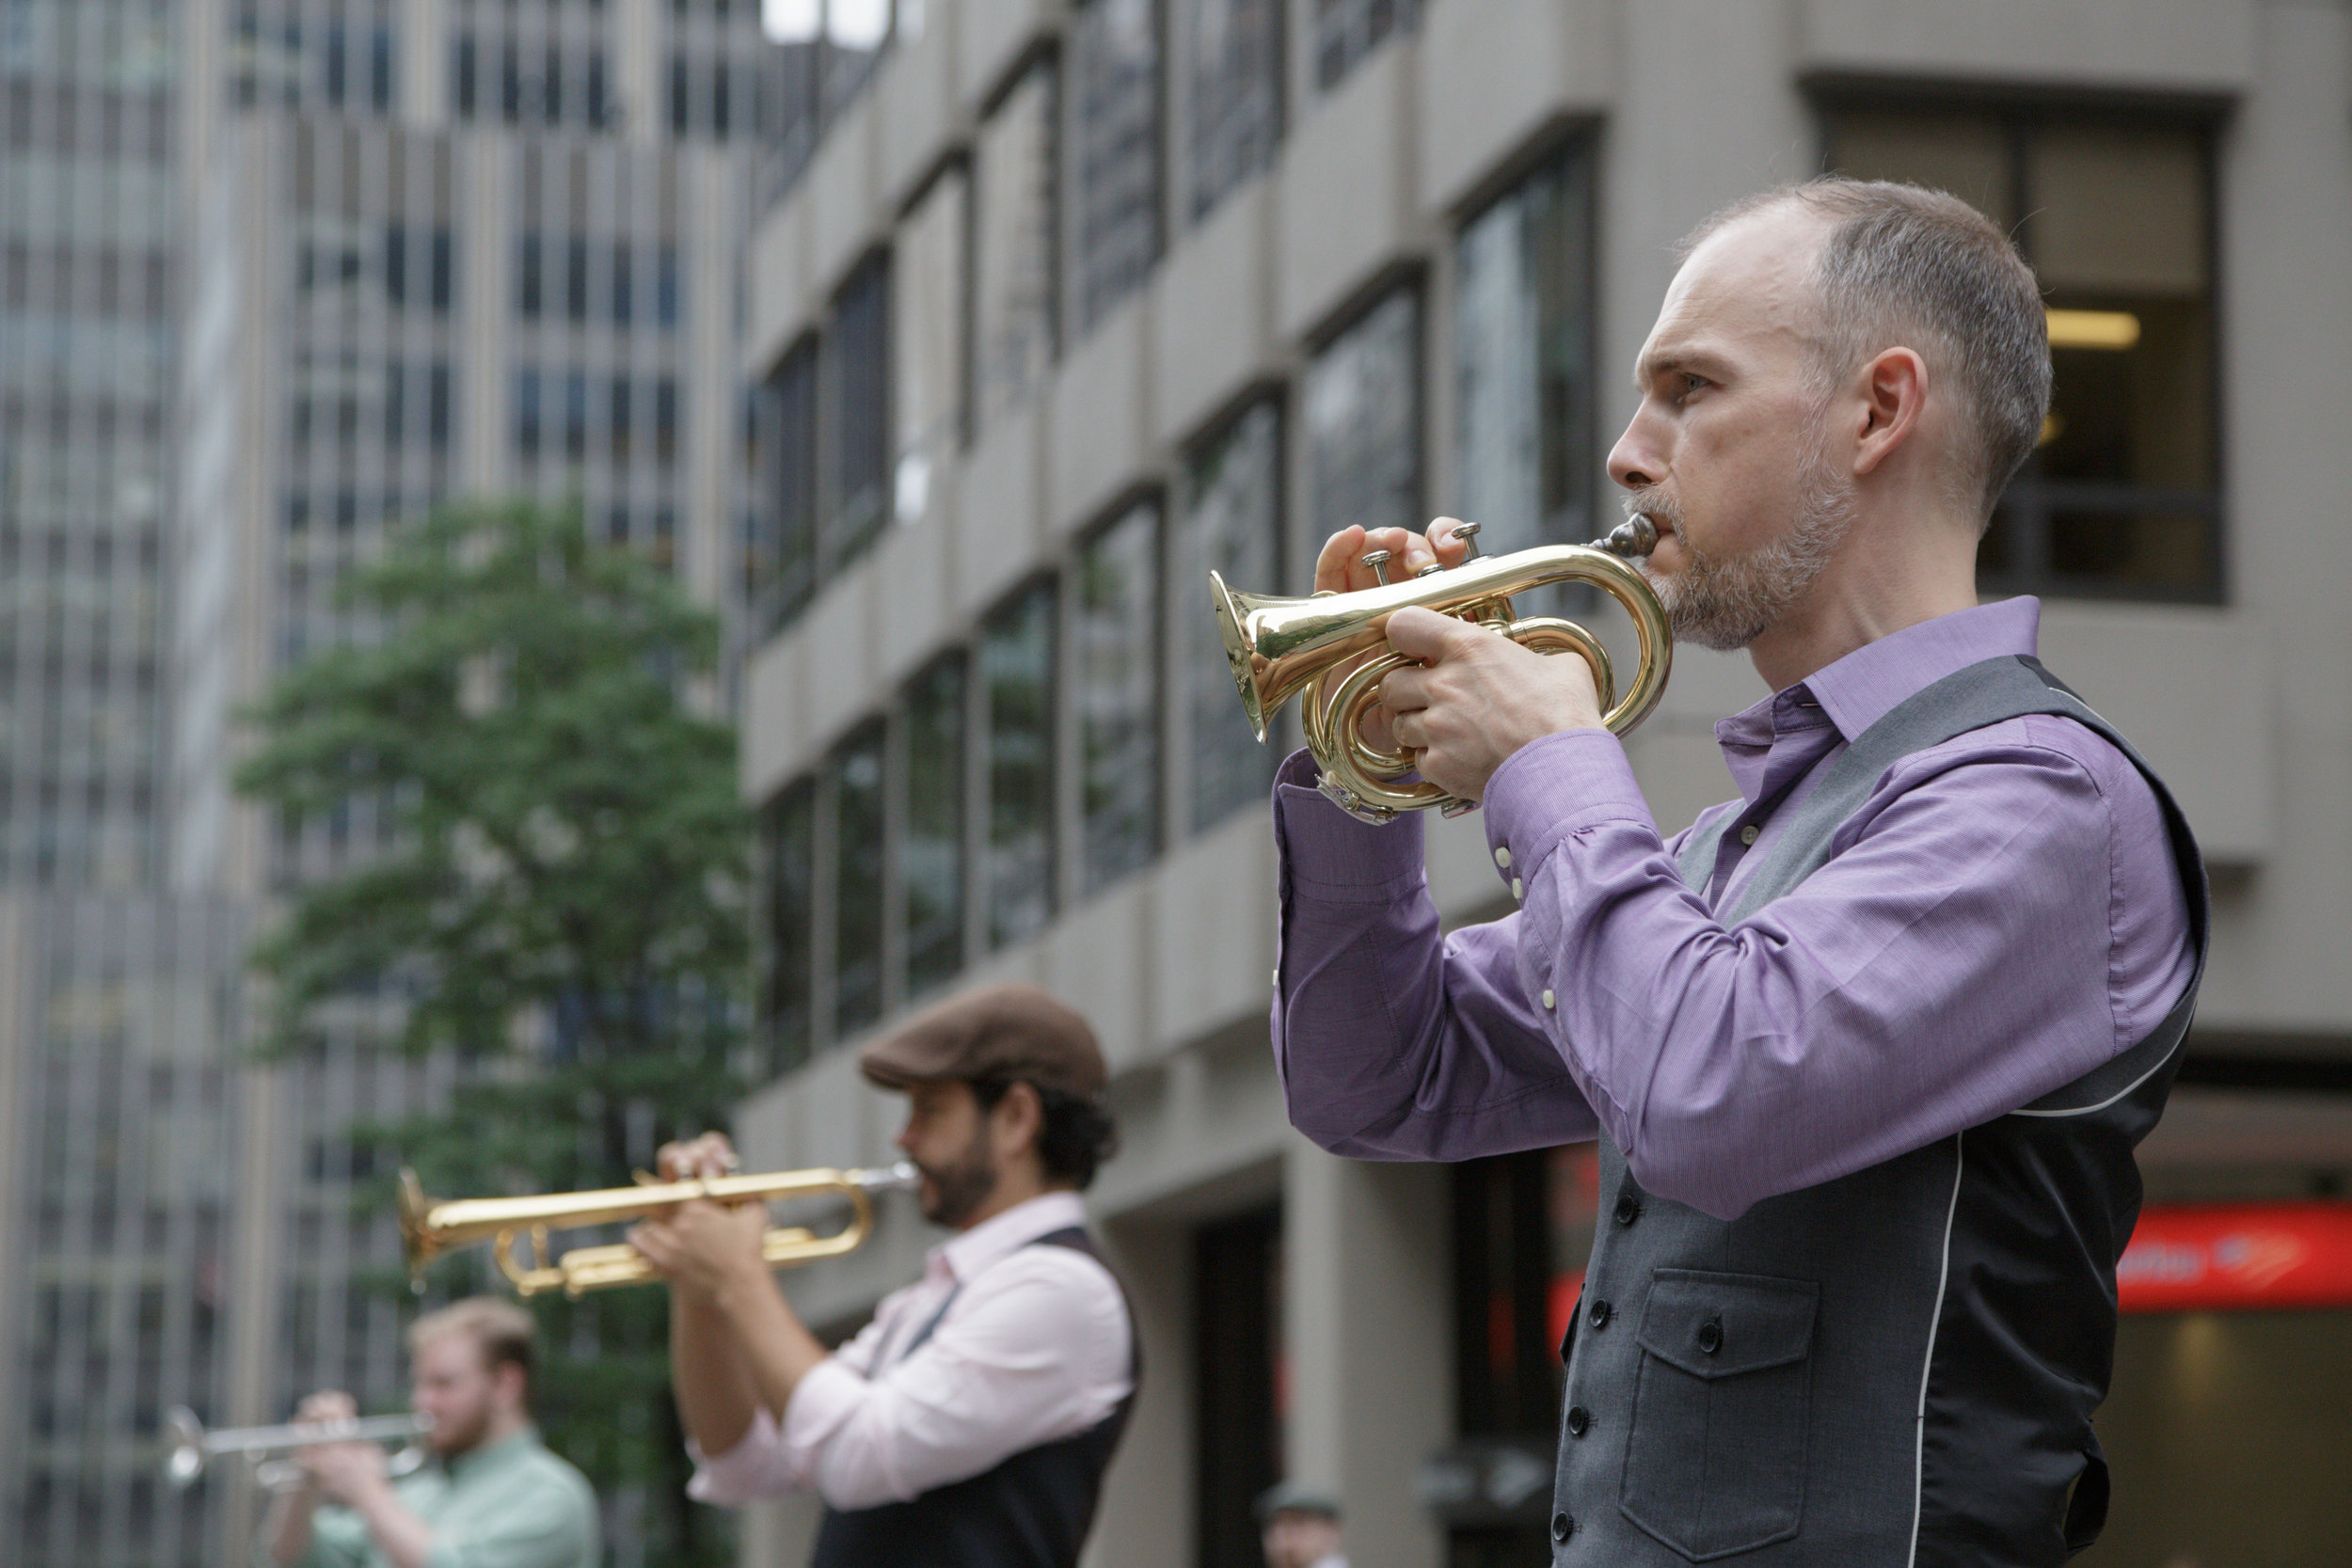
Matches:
[1596,514,1660,558]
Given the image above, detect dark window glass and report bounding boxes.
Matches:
[1821,106,2220,601]
[609,377,633,461]
[824,252,891,577]
[760,778,818,1075]
[430,230,453,311]
[669,52,691,135]
[1078,501,1160,893]
[428,363,452,450]
[453,34,477,117]
[1306,289,1420,539]
[612,244,634,326]
[1454,142,1597,572]
[976,64,1057,431]
[563,372,589,459]
[903,654,967,997]
[984,582,1057,949]
[750,341,818,633]
[1312,0,1416,92]
[657,245,681,326]
[1187,0,1282,223]
[587,52,612,127]
[514,369,542,457]
[832,721,887,1035]
[1185,401,1281,831]
[1072,0,1161,331]
[517,231,544,317]
[564,235,590,321]
[654,377,679,465]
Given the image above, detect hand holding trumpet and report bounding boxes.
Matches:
[1315,519,1610,804]
[626,1133,772,1300]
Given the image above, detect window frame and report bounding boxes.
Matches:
[1809,79,2231,606]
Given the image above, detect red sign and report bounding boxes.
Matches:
[2117,1203,2352,1312]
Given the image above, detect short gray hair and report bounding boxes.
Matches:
[1683,179,2051,522]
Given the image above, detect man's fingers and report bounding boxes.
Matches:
[1384,605,1480,662]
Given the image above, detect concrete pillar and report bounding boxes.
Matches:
[0,900,31,1497]
[1284,1142,1452,1568]
[402,0,451,130]
[1086,1215,1196,1568]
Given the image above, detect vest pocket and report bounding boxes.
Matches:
[1619,1269,1819,1560]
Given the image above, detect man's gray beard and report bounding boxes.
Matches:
[1632,452,1857,653]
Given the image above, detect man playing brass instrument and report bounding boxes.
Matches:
[1273,181,2201,1563]
[261,1298,597,1568]
[629,983,1134,1568]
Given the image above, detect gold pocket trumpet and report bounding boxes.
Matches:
[397,1161,920,1298]
[1210,516,1674,824]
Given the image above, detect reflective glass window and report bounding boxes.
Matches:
[984,581,1057,949]
[1184,401,1281,831]
[903,654,966,997]
[1306,289,1421,540]
[1185,0,1282,222]
[832,720,887,1036]
[1078,502,1161,894]
[824,251,891,577]
[1072,0,1162,332]
[976,63,1057,431]
[760,777,817,1075]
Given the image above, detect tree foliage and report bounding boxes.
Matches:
[236,499,750,1563]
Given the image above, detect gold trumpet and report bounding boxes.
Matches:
[1210,516,1674,823]
[397,1161,920,1298]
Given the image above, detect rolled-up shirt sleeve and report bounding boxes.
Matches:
[691,1250,1131,1513]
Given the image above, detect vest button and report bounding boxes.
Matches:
[1613,1192,1641,1227]
[1588,1298,1612,1330]
[1566,1404,1591,1436]
[1697,1317,1724,1354]
[1551,1511,1575,1544]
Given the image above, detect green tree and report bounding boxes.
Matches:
[236,499,750,1564]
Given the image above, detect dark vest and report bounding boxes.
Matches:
[1550,656,2209,1567]
[810,1227,1139,1568]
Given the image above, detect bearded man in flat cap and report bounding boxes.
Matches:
[630,984,1134,1568]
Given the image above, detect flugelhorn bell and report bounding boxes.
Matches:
[398,1161,920,1298]
[1210,516,1672,824]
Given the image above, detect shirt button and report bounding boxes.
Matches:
[1540,990,1555,1010]
[1552,1512,1575,1544]
[1511,877,1524,900]
[1566,1404,1591,1437]
[1494,846,1512,869]
[1588,1298,1613,1330]
[1613,1192,1641,1227]
[1697,1317,1724,1354]
[1739,823,1759,846]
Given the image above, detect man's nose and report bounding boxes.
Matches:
[1607,410,1664,491]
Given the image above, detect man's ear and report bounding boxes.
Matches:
[1851,346,1928,478]
[494,1361,528,1413]
[991,1080,1045,1161]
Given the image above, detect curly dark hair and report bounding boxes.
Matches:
[970,1076,1120,1191]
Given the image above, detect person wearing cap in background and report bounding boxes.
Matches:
[1257,1482,1349,1568]
[628,983,1135,1568]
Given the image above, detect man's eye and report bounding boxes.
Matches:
[1676,373,1709,400]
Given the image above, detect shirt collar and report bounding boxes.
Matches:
[932,1190,1089,1285]
[442,1425,538,1483]
[1713,596,2042,787]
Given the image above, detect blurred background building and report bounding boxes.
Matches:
[717,1,2352,1567]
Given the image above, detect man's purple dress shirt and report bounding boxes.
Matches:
[1271,597,2194,1221]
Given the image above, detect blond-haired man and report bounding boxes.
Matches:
[261,1297,598,1568]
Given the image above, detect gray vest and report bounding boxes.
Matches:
[1549,656,2208,1567]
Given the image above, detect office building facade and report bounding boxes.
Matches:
[723,1,2352,1565]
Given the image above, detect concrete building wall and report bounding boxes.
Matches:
[725,0,2352,1563]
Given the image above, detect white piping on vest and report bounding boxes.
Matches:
[1907,1135,1965,1568]
[2007,1036,2185,1118]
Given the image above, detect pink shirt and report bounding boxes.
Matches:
[688,1191,1133,1512]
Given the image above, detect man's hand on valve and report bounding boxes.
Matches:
[1313,519,1472,753]
[291,1391,389,1504]
[629,1132,771,1300]
[1375,603,1607,805]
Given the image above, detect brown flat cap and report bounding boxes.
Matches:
[858,984,1106,1100]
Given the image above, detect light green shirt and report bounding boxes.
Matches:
[262,1428,599,1568]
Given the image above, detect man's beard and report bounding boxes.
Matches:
[1629,439,1857,653]
[428,1400,493,1459]
[918,1126,999,1228]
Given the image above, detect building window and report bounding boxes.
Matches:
[983,580,1057,950]
[976,62,1057,432]
[760,777,818,1076]
[1071,0,1162,333]
[1184,400,1281,832]
[903,653,967,998]
[1077,501,1161,895]
[1454,142,1597,555]
[1821,103,2220,601]
[893,168,967,527]
[1185,0,1282,223]
[1312,0,1415,92]
[1306,289,1421,542]
[823,252,892,578]
[831,720,888,1036]
[748,340,818,634]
